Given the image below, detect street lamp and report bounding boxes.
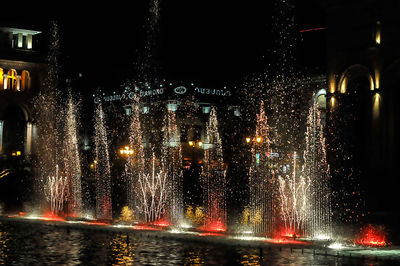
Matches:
[119,146,134,156]
[245,137,263,144]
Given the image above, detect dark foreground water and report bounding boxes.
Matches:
[0,221,397,265]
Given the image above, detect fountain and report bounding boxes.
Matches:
[303,97,332,239]
[34,21,83,217]
[201,107,227,232]
[161,109,183,225]
[3,2,392,261]
[93,101,112,220]
[63,90,83,217]
[248,101,276,236]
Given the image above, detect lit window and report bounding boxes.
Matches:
[0,68,3,89]
[316,94,326,109]
[21,70,30,91]
[202,106,211,114]
[7,69,17,90]
[124,106,132,115]
[167,102,177,112]
[233,106,240,117]
[142,106,149,114]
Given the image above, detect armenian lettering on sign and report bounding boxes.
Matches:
[194,87,231,97]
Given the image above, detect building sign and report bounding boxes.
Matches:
[194,87,231,97]
[94,84,232,104]
[174,86,187,94]
[94,92,135,104]
[139,88,165,97]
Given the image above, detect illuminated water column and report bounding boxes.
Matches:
[202,107,227,231]
[25,122,32,155]
[249,101,275,236]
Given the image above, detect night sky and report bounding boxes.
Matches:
[1,0,326,90]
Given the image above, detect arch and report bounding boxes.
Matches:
[21,70,30,91]
[337,64,374,93]
[314,88,326,109]
[6,69,17,90]
[2,105,27,155]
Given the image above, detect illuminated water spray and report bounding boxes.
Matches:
[126,93,145,218]
[303,99,332,238]
[137,155,169,223]
[34,21,66,215]
[48,165,67,214]
[202,107,227,231]
[94,101,112,220]
[277,151,309,236]
[63,91,82,216]
[248,101,276,235]
[161,110,183,224]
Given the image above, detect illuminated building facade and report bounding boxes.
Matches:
[0,27,45,159]
[95,81,241,168]
[322,0,400,219]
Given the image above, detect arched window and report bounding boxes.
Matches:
[0,68,3,89]
[7,69,17,90]
[21,70,30,91]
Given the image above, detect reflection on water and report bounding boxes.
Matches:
[0,221,393,265]
[110,234,136,265]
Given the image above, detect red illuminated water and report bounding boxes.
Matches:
[355,224,389,247]
[199,220,227,233]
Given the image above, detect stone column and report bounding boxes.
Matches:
[16,75,21,91]
[3,74,7,89]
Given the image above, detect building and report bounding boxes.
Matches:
[322,0,400,220]
[0,27,46,160]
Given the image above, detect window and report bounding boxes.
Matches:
[142,106,149,114]
[7,69,17,90]
[21,70,30,91]
[316,94,326,109]
[167,101,178,112]
[202,106,211,114]
[0,68,3,89]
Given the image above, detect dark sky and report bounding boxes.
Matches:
[1,0,326,89]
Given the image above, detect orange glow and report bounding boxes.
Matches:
[199,220,226,233]
[133,225,162,231]
[373,93,381,119]
[355,224,389,247]
[188,141,194,146]
[340,77,347,93]
[198,232,224,237]
[255,137,262,143]
[40,211,66,222]
[119,146,134,156]
[153,219,171,227]
[329,76,336,93]
[374,69,380,89]
[266,238,309,245]
[85,221,110,226]
[245,137,251,143]
[330,96,336,108]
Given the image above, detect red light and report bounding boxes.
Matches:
[153,219,171,227]
[199,220,226,233]
[355,224,390,247]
